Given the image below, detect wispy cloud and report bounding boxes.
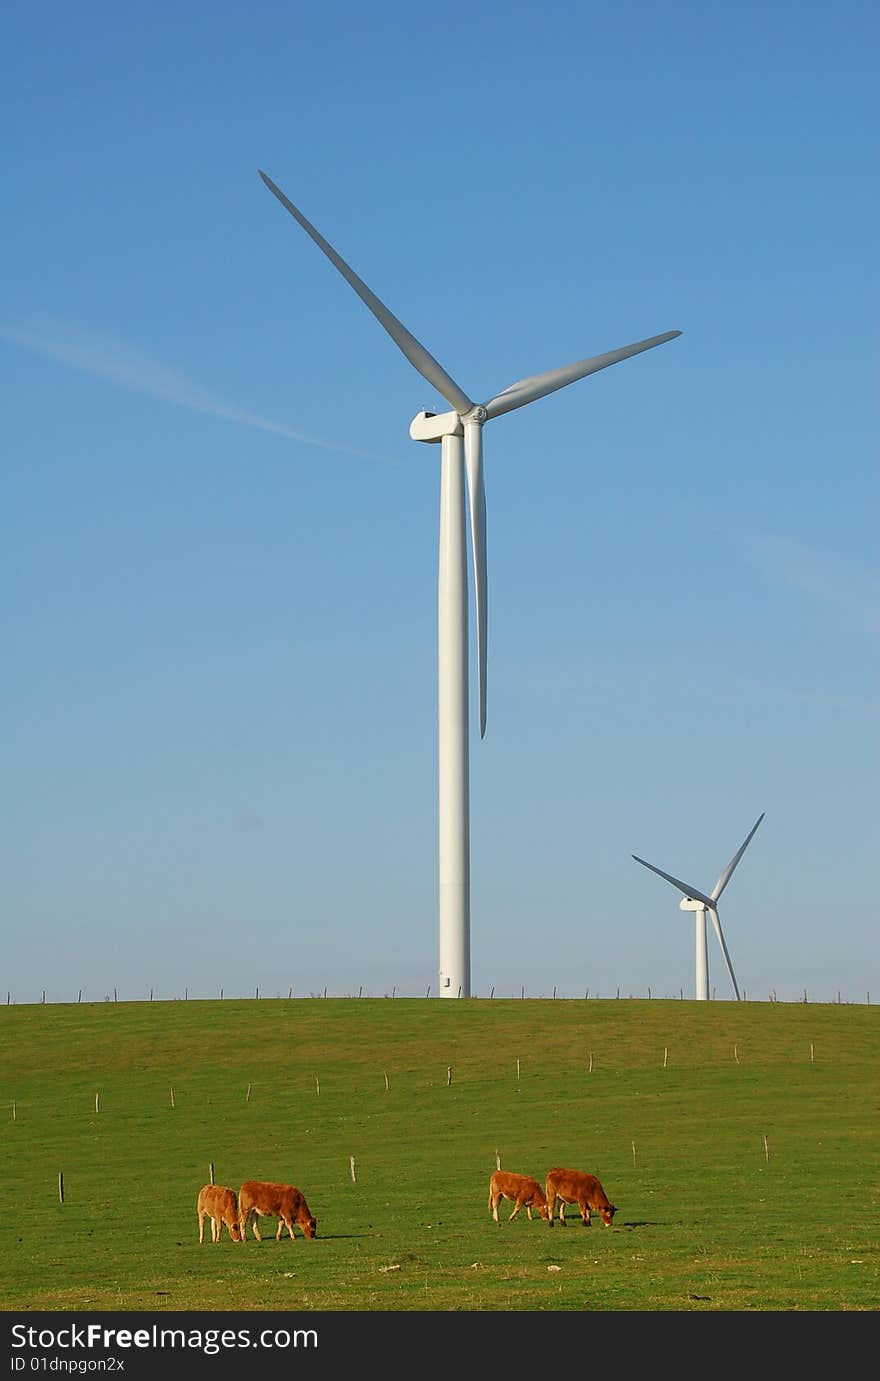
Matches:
[745,532,880,637]
[0,318,388,462]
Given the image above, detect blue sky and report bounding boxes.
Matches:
[3,1,877,1003]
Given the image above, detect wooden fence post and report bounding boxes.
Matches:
[209,1162,215,1185]
[58,1172,64,1204]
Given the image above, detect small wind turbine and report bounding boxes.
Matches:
[259,169,681,997]
[632,813,764,1000]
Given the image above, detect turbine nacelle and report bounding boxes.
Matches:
[410,405,488,444]
[677,885,717,911]
[410,409,463,443]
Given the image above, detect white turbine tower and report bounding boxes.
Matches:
[259,169,681,998]
[632,813,765,1000]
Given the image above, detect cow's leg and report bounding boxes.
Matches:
[545,1193,556,1226]
[198,1209,206,1244]
[581,1204,591,1226]
[283,1215,296,1241]
[526,1204,533,1220]
[559,1200,567,1225]
[491,1193,500,1222]
[507,1198,521,1221]
[251,1212,263,1242]
[212,1216,220,1242]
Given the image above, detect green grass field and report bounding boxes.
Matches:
[1,997,877,1312]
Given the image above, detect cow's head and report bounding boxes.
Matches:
[538,1202,551,1221]
[302,1216,317,1239]
[229,1221,243,1242]
[598,1204,617,1227]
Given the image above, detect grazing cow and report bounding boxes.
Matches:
[488,1170,551,1223]
[197,1185,243,1243]
[238,1180,317,1242]
[544,1168,616,1227]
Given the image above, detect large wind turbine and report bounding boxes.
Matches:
[259,169,681,997]
[632,813,765,1000]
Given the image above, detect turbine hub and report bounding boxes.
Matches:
[470,405,488,423]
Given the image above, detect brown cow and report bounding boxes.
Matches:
[197,1184,243,1243]
[544,1168,616,1227]
[488,1170,551,1223]
[238,1180,317,1242]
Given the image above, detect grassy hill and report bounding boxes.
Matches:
[1,996,877,1311]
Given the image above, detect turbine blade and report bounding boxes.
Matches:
[709,907,741,1000]
[711,812,765,901]
[631,855,716,911]
[482,331,681,420]
[258,170,474,416]
[464,419,488,738]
